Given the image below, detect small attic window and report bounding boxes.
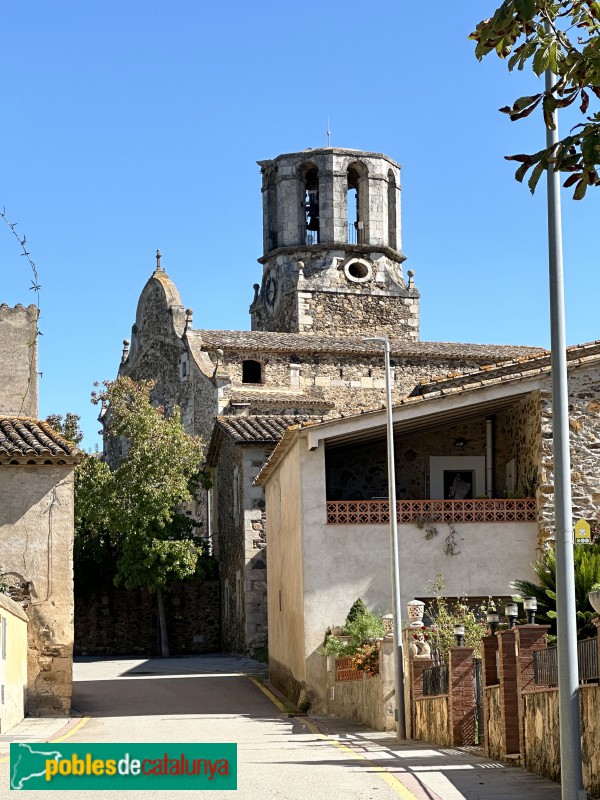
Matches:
[242,360,262,384]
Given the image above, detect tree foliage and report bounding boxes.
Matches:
[471,1,600,198]
[512,543,600,638]
[89,377,210,592]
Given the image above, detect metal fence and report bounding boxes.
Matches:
[423,663,449,696]
[533,638,598,687]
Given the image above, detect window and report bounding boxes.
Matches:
[347,162,369,244]
[387,169,397,250]
[242,360,262,384]
[301,164,320,244]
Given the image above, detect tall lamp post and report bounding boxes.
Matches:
[364,336,406,739]
[544,29,586,799]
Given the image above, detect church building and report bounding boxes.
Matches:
[115,147,541,654]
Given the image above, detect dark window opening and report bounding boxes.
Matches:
[347,163,368,244]
[303,166,320,244]
[266,169,278,251]
[347,261,369,280]
[242,360,262,384]
[444,471,474,500]
[387,169,397,250]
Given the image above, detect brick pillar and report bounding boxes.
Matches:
[448,646,475,746]
[412,656,434,700]
[497,628,520,755]
[515,625,551,765]
[481,634,499,755]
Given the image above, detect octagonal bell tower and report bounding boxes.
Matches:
[249,147,419,339]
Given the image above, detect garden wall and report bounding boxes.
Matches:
[74,580,220,655]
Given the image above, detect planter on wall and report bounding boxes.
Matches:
[589,590,600,614]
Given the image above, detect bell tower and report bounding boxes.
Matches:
[250,147,419,339]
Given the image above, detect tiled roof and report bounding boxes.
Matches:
[0,418,83,464]
[191,329,544,362]
[415,339,600,396]
[214,414,321,444]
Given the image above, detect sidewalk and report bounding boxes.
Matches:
[307,715,563,800]
[0,716,83,760]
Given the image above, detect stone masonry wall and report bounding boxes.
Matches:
[214,435,245,652]
[0,466,75,715]
[537,365,600,541]
[298,290,418,338]
[216,350,497,418]
[74,580,220,655]
[242,447,269,653]
[0,304,38,417]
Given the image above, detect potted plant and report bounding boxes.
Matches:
[589,581,600,614]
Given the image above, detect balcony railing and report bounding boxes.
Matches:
[326,498,537,525]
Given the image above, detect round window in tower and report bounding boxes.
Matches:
[344,258,372,284]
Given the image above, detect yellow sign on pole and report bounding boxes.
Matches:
[574,518,591,544]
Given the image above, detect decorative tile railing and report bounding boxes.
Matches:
[326,498,537,525]
[335,656,362,682]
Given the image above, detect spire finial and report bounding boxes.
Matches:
[156,249,162,271]
[327,118,331,147]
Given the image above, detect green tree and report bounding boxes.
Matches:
[45,412,84,446]
[512,543,600,638]
[90,377,211,656]
[471,1,600,198]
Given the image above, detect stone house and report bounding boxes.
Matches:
[255,340,600,708]
[115,146,542,654]
[0,303,82,714]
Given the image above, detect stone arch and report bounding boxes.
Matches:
[347,161,369,244]
[387,169,397,250]
[299,162,320,245]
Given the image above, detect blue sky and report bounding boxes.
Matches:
[2,2,598,448]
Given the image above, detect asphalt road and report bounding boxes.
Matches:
[1,655,404,800]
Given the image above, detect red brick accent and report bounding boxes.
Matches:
[481,634,499,755]
[449,647,475,746]
[412,657,434,701]
[497,628,520,755]
[515,625,551,765]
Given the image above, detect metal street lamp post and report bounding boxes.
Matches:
[544,31,586,798]
[364,336,406,739]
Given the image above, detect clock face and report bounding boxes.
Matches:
[264,275,278,308]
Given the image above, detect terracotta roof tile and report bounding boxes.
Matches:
[0,418,82,463]
[214,414,322,444]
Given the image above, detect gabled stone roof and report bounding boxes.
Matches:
[0,418,82,464]
[192,329,544,362]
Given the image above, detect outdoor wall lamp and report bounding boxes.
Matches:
[486,610,500,634]
[453,623,465,647]
[523,596,538,624]
[505,603,519,628]
[454,437,467,449]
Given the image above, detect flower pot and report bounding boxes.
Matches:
[589,590,600,614]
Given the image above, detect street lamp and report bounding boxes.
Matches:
[524,597,538,625]
[505,603,518,629]
[364,335,406,740]
[453,624,465,647]
[486,610,500,635]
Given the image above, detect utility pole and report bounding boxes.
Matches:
[364,336,406,739]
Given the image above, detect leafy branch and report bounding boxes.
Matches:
[470,1,600,198]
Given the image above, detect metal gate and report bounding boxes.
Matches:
[473,657,484,745]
